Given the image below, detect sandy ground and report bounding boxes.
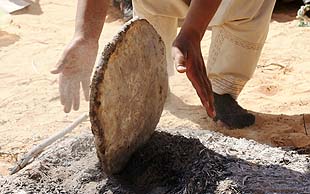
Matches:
[1,128,309,193]
[0,0,310,177]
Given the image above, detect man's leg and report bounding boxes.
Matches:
[207,0,276,128]
[132,0,188,77]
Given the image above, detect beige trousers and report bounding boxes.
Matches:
[132,0,276,99]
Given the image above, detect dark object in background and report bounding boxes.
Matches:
[118,0,309,22]
[304,0,310,17]
[113,0,133,21]
[296,0,310,26]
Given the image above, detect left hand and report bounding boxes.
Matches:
[172,33,216,118]
[50,37,98,113]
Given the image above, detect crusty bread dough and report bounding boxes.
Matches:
[90,18,168,174]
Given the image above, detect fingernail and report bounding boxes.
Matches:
[176,65,186,73]
[50,68,58,74]
[73,103,79,111]
[64,106,70,113]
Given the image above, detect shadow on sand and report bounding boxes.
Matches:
[164,93,310,150]
[0,31,20,47]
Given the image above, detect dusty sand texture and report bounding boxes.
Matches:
[1,129,309,193]
[0,0,309,190]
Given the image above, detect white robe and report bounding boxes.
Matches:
[132,0,276,98]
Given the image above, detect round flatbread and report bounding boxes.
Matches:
[90,18,168,175]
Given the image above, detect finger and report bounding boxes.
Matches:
[193,54,215,117]
[186,60,215,118]
[198,57,216,117]
[201,77,215,117]
[186,65,208,105]
[50,60,65,74]
[72,81,80,111]
[63,78,73,113]
[59,74,66,105]
[64,96,73,113]
[61,64,79,76]
[82,77,91,101]
[172,47,187,73]
[203,75,216,116]
[187,69,209,108]
[64,100,72,113]
[195,79,214,118]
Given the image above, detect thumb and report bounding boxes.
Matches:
[50,60,65,74]
[172,47,187,73]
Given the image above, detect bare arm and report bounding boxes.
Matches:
[51,0,109,113]
[173,0,221,118]
[74,0,109,41]
[179,0,221,42]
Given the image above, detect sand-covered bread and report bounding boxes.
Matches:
[89,18,168,174]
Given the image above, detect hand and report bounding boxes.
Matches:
[51,37,98,113]
[172,33,216,118]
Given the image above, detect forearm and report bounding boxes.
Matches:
[179,0,221,41]
[74,0,109,41]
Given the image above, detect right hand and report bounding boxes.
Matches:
[51,37,98,113]
[172,32,216,119]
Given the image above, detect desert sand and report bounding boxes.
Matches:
[0,0,309,178]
